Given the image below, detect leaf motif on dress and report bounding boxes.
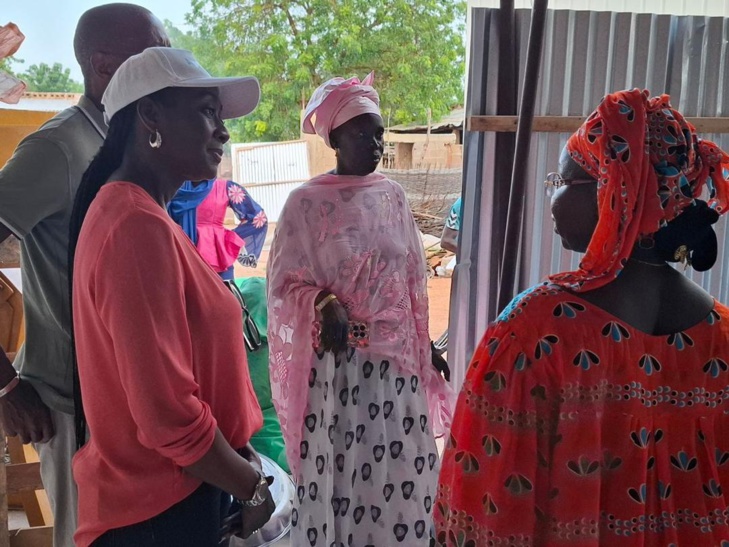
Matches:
[603,451,623,470]
[572,350,600,371]
[602,321,631,342]
[482,493,498,515]
[703,479,723,498]
[667,331,694,350]
[628,483,647,504]
[703,358,728,379]
[504,473,533,495]
[484,371,506,392]
[638,354,662,376]
[481,435,502,457]
[670,450,698,471]
[567,456,600,476]
[630,427,651,448]
[454,450,480,473]
[534,335,559,359]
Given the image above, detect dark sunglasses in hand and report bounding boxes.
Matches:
[223,280,262,352]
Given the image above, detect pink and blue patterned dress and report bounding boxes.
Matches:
[168,179,268,279]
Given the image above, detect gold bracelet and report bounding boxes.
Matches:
[315,293,338,312]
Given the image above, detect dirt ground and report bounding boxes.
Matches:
[233,222,452,340]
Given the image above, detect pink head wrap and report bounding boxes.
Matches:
[302,72,381,148]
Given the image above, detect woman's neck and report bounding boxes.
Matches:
[111,156,184,208]
[333,161,375,177]
[573,259,713,335]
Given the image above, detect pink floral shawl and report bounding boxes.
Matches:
[267,172,454,475]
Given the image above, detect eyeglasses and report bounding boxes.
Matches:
[223,280,262,352]
[544,172,596,196]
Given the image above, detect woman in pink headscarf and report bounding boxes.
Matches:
[267,74,454,546]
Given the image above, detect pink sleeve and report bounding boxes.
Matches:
[94,211,216,467]
[399,184,456,436]
[266,192,321,474]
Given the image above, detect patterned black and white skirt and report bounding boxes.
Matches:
[290,349,439,546]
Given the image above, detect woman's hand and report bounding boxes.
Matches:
[219,444,275,540]
[431,341,451,381]
[316,292,349,354]
[238,486,276,538]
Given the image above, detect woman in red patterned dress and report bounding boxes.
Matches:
[436,89,729,546]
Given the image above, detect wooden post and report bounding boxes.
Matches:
[395,143,414,169]
[418,108,433,168]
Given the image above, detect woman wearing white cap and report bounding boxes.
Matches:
[267,74,455,546]
[68,48,274,546]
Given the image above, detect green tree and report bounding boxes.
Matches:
[20,62,83,93]
[185,0,465,142]
[0,57,21,76]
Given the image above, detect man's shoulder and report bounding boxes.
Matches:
[31,105,92,146]
[11,104,103,180]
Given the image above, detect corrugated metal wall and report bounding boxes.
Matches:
[244,181,306,224]
[231,140,310,221]
[518,9,729,297]
[468,1,729,17]
[450,7,729,387]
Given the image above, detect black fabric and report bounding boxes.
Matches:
[653,200,720,271]
[91,482,230,547]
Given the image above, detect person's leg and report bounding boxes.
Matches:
[34,409,78,547]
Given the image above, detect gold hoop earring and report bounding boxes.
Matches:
[674,244,691,269]
[149,130,162,149]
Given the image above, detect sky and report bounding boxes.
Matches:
[4,0,193,81]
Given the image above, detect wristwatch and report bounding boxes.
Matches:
[240,473,268,507]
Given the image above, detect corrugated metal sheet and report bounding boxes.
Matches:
[450,7,729,386]
[515,8,729,296]
[468,0,729,17]
[388,108,465,133]
[232,140,309,185]
[231,140,310,221]
[244,181,306,223]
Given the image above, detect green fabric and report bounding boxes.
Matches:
[235,277,267,341]
[250,407,290,472]
[234,277,289,473]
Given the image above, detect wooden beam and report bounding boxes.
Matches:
[6,440,52,528]
[9,526,53,547]
[6,464,43,496]
[468,115,729,134]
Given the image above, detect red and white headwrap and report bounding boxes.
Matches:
[302,72,380,148]
[550,89,729,291]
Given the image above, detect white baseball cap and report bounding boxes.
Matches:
[102,47,260,124]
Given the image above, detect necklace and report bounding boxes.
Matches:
[629,257,668,267]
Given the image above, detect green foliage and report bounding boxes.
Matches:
[179,1,465,143]
[0,57,21,77]
[20,62,83,93]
